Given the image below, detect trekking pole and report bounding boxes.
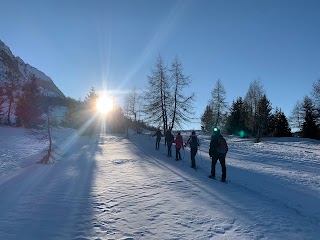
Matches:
[183,138,188,166]
[199,146,203,167]
[182,146,185,165]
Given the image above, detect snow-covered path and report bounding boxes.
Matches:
[0,132,319,239]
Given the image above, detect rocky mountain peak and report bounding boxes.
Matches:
[0,39,64,98]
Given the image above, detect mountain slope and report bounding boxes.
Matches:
[0,39,64,97]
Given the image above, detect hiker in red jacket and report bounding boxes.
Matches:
[174,132,184,160]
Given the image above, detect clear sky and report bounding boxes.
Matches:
[0,0,319,129]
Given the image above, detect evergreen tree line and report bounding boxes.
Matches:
[201,79,320,140]
[60,87,156,135]
[59,86,128,134]
[0,74,46,128]
[113,55,320,141]
[0,76,129,134]
[1,57,319,141]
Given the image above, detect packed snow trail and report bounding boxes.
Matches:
[131,133,320,239]
[0,133,319,239]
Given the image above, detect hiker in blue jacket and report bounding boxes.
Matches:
[209,127,228,182]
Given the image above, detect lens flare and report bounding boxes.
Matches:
[96,95,113,114]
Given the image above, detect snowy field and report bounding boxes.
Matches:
[0,126,319,240]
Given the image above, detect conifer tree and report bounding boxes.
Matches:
[169,56,195,130]
[124,88,142,134]
[15,75,43,128]
[301,96,319,139]
[84,86,98,111]
[4,71,20,125]
[201,105,214,132]
[82,87,99,135]
[290,101,304,132]
[61,97,82,129]
[244,80,265,138]
[311,79,320,125]
[209,79,228,129]
[143,55,171,131]
[256,94,272,141]
[272,108,292,137]
[225,97,247,136]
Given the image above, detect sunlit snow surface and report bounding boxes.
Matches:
[0,127,319,239]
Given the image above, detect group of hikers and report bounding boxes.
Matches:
[153,128,228,182]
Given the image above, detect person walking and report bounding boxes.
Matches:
[166,129,174,157]
[174,131,184,160]
[209,127,228,182]
[153,129,163,150]
[186,130,200,169]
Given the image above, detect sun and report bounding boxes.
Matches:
[96,95,113,114]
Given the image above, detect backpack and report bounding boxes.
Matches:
[189,135,199,148]
[217,137,228,154]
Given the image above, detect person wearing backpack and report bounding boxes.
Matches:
[153,129,163,150]
[166,129,174,157]
[209,127,228,182]
[186,130,200,169]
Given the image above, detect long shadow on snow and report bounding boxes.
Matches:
[0,135,101,240]
[129,134,320,238]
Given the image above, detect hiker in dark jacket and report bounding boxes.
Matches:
[166,130,174,157]
[209,127,228,182]
[153,129,163,150]
[186,130,200,169]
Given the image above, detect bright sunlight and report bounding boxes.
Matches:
[96,94,113,114]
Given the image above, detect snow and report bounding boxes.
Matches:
[0,126,319,240]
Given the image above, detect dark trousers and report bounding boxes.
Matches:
[175,147,181,159]
[190,147,198,168]
[167,143,172,156]
[211,153,227,180]
[156,138,161,149]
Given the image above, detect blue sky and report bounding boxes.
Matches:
[0,0,319,129]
